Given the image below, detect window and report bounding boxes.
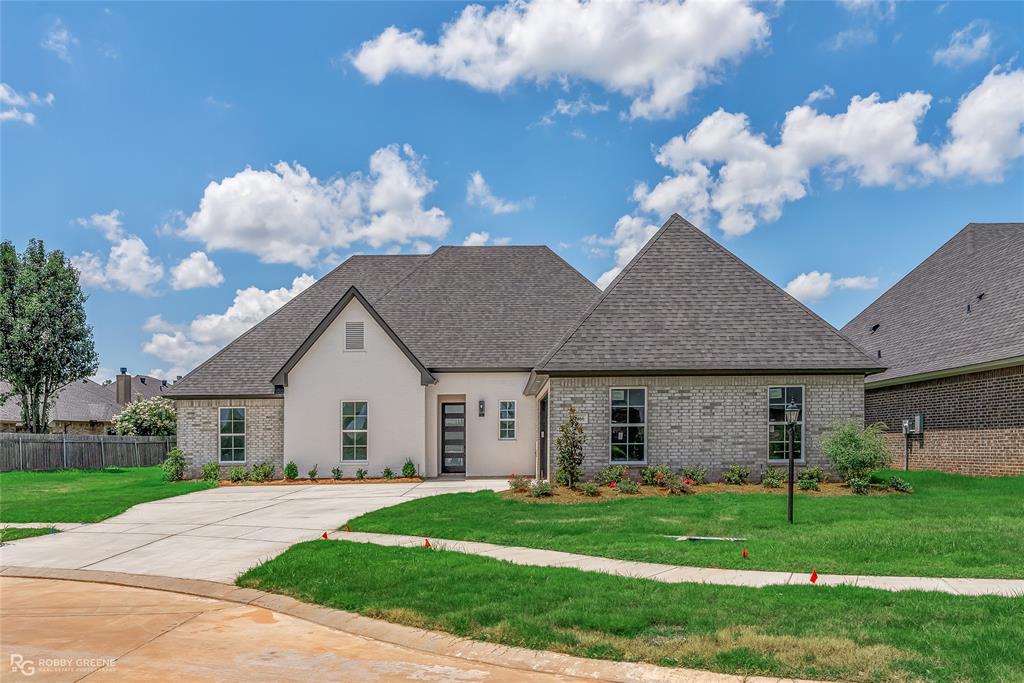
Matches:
[341,401,368,461]
[610,388,645,463]
[219,407,245,463]
[499,400,516,440]
[767,386,803,462]
[345,322,364,351]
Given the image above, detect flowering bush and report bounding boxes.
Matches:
[596,465,630,486]
[530,480,553,497]
[616,478,640,494]
[508,474,531,492]
[641,464,673,486]
[665,474,692,495]
[581,481,600,496]
[680,465,708,485]
[113,396,176,436]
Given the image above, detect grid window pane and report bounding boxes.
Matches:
[218,408,245,463]
[767,388,803,461]
[341,402,368,462]
[610,388,645,463]
[498,400,516,439]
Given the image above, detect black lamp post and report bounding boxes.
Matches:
[785,401,801,524]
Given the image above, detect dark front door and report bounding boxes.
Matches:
[539,396,548,479]
[441,402,466,474]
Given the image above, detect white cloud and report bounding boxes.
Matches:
[41,18,77,62]
[585,215,661,289]
[170,251,224,290]
[71,210,165,294]
[352,0,770,120]
[143,274,315,374]
[827,28,877,51]
[538,94,609,125]
[784,271,879,303]
[933,20,992,67]
[837,0,895,20]
[465,171,532,214]
[461,231,512,246]
[0,83,55,125]
[205,95,233,109]
[805,85,835,104]
[180,144,449,268]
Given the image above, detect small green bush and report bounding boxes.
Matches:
[508,474,531,492]
[356,468,368,480]
[761,468,786,488]
[640,464,673,486]
[307,464,319,480]
[228,466,249,483]
[382,467,395,480]
[250,463,274,482]
[284,461,298,480]
[160,448,186,482]
[722,463,751,485]
[799,466,827,483]
[331,467,343,480]
[664,473,692,495]
[822,420,890,481]
[797,477,819,491]
[680,465,708,485]
[200,463,220,482]
[616,479,640,494]
[848,476,871,495]
[580,481,600,496]
[530,480,553,497]
[596,465,630,485]
[888,476,914,493]
[402,458,417,478]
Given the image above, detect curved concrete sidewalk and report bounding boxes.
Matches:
[0,567,821,683]
[335,531,1024,597]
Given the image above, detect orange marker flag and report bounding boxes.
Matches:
[742,547,749,559]
[810,569,818,583]
[321,532,328,540]
[424,538,432,548]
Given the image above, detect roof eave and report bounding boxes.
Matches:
[539,366,885,377]
[865,355,1024,389]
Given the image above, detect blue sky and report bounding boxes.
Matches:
[2,1,1022,381]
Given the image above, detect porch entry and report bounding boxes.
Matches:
[441,402,466,474]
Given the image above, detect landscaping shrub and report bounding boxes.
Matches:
[200,463,219,482]
[530,480,553,497]
[848,476,871,495]
[799,466,826,483]
[284,461,298,480]
[555,406,586,488]
[402,458,417,478]
[822,420,890,481]
[307,464,319,480]
[888,476,914,493]
[228,466,249,483]
[596,465,629,486]
[160,448,186,482]
[680,465,708,485]
[113,396,176,436]
[382,467,395,480]
[356,468,367,480]
[552,467,569,486]
[664,473,692,495]
[641,464,673,486]
[580,481,600,496]
[616,479,639,494]
[761,468,786,488]
[508,474,531,492]
[797,477,819,491]
[722,463,751,485]
[250,463,274,482]
[331,467,343,480]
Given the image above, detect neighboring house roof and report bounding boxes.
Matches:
[841,222,1024,387]
[0,379,119,425]
[104,375,170,401]
[538,214,884,375]
[168,248,601,398]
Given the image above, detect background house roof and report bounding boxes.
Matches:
[104,375,171,401]
[539,214,883,374]
[842,223,1024,386]
[0,379,119,425]
[168,247,601,397]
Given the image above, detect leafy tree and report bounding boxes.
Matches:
[113,396,177,436]
[555,406,587,488]
[0,240,99,433]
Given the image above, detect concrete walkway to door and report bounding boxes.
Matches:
[0,479,506,583]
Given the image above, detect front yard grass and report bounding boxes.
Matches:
[349,470,1024,578]
[0,526,56,542]
[0,466,215,523]
[238,540,1024,683]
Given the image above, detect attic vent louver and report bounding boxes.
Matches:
[345,322,365,351]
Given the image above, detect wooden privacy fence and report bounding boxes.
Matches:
[0,434,176,472]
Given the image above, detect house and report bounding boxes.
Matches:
[168,215,883,480]
[0,370,171,434]
[842,223,1024,476]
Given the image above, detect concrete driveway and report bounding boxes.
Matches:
[0,479,505,583]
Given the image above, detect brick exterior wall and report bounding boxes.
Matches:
[175,398,284,478]
[547,374,863,482]
[865,364,1024,476]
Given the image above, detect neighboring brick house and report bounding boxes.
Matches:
[842,223,1024,476]
[168,214,882,481]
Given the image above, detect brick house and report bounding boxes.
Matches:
[842,223,1023,476]
[168,215,882,481]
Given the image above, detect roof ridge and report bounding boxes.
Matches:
[372,249,443,304]
[540,244,602,295]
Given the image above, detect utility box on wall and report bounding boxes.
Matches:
[902,413,925,434]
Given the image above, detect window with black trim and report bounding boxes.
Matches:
[610,388,645,463]
[499,400,516,440]
[767,386,803,461]
[219,407,245,463]
[342,401,368,461]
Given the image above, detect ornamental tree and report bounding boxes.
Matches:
[555,406,587,488]
[0,240,99,433]
[113,396,177,436]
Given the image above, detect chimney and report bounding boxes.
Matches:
[161,379,168,387]
[115,368,132,405]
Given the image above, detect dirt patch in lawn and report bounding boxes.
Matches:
[217,477,423,487]
[501,481,877,503]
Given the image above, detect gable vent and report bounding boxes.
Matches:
[345,322,365,351]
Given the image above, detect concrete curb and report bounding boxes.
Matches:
[0,565,821,683]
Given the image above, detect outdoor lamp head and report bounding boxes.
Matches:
[785,401,800,424]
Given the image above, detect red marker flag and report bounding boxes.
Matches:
[810,569,818,583]
[742,547,749,559]
[424,538,432,548]
[321,532,328,540]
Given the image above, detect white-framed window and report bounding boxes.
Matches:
[499,400,516,440]
[345,322,365,351]
[767,386,804,462]
[219,407,246,463]
[610,388,646,463]
[341,401,368,461]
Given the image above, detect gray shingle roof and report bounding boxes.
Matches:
[168,247,601,397]
[104,375,171,401]
[841,222,1024,386]
[1,379,119,425]
[539,214,883,374]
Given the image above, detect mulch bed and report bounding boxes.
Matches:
[217,477,424,487]
[502,481,870,503]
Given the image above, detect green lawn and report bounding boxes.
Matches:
[0,526,56,542]
[349,470,1024,578]
[0,466,215,522]
[238,540,1024,683]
